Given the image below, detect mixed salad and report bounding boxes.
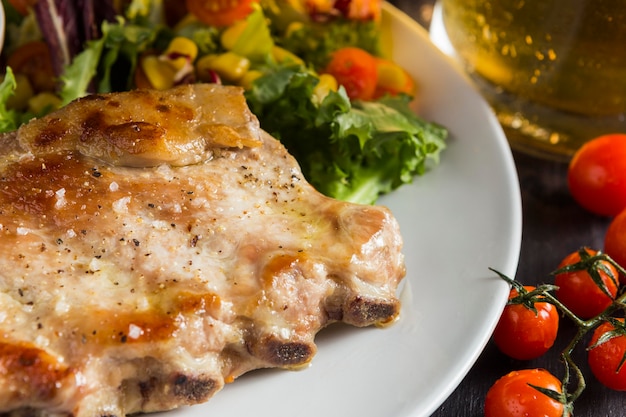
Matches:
[0,0,447,204]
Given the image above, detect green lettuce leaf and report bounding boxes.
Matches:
[231,5,274,62]
[245,64,447,204]
[0,68,20,133]
[59,17,162,104]
[59,36,106,105]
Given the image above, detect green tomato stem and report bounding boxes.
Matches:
[491,252,626,414]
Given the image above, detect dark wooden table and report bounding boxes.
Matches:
[388,0,624,415]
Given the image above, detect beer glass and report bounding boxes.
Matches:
[433,0,626,160]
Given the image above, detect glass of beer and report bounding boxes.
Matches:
[433,0,626,160]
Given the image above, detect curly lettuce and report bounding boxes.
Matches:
[246,64,447,204]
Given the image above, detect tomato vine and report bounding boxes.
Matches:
[491,247,626,415]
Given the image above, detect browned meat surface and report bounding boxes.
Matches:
[0,84,405,417]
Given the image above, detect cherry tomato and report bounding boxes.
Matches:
[492,286,559,360]
[322,47,378,101]
[185,0,259,27]
[588,318,626,391]
[484,369,567,417]
[554,248,618,319]
[604,210,626,283]
[567,133,626,217]
[6,41,57,93]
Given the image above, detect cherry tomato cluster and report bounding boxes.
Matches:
[484,133,626,416]
[486,248,626,417]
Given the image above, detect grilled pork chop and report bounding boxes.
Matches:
[0,84,405,417]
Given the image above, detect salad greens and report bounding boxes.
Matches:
[246,63,446,204]
[0,68,19,132]
[60,18,162,102]
[0,0,447,205]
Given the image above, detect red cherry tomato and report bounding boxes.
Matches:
[185,0,259,27]
[322,47,378,101]
[604,210,626,283]
[554,248,618,319]
[568,133,626,217]
[588,318,626,391]
[492,286,559,360]
[485,369,567,417]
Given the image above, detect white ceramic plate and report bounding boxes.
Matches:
[164,3,522,417]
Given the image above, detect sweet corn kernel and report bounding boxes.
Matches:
[272,46,304,65]
[196,52,250,82]
[163,37,198,71]
[313,73,338,104]
[221,20,248,51]
[285,21,305,38]
[28,92,62,115]
[141,55,177,90]
[376,59,416,95]
[239,70,264,90]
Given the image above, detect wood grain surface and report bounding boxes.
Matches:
[388,0,623,415]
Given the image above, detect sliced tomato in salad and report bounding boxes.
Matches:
[185,0,260,27]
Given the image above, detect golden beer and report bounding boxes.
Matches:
[440,0,626,159]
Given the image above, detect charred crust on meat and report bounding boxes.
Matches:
[81,112,104,143]
[104,122,165,153]
[138,377,158,400]
[33,118,66,148]
[247,335,315,366]
[0,341,72,403]
[345,296,399,326]
[155,104,170,113]
[272,341,314,365]
[79,94,107,103]
[171,374,217,402]
[134,373,218,406]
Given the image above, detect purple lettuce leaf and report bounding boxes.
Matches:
[34,0,115,79]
